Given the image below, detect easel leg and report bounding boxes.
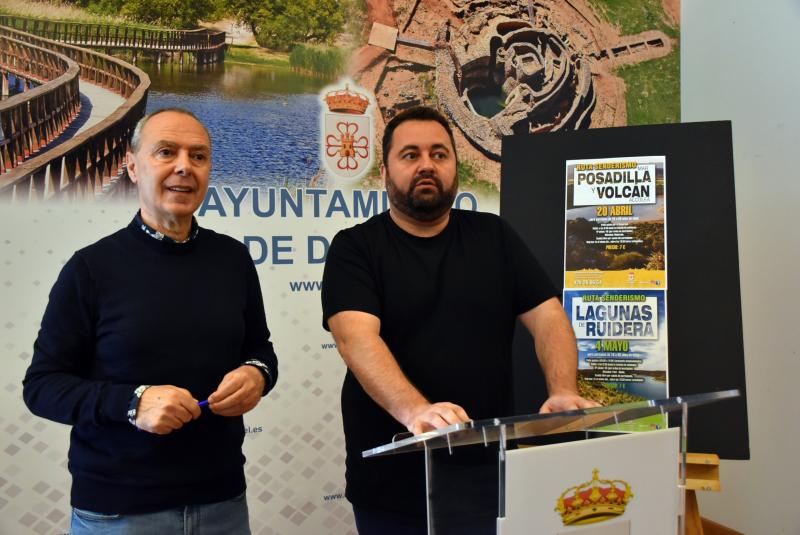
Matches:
[685,489,704,535]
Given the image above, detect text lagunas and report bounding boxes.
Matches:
[574,302,657,339]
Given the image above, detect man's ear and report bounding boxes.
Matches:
[380,164,386,183]
[126,152,138,184]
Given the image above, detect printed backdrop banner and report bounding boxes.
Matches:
[0,1,680,533]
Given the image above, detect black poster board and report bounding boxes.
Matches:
[501,122,749,459]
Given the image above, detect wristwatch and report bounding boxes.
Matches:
[242,360,273,395]
[126,385,151,427]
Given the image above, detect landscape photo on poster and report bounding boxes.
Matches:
[564,288,668,431]
[564,156,667,289]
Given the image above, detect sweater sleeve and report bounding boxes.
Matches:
[240,251,278,395]
[22,253,136,426]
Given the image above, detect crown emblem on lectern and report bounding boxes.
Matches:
[555,468,633,525]
[325,84,370,115]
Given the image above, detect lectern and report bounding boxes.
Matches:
[363,390,739,535]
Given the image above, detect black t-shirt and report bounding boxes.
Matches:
[321,209,556,515]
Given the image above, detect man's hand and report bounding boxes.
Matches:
[208,365,265,417]
[539,392,601,414]
[135,385,201,434]
[519,299,600,415]
[328,312,471,435]
[404,402,471,435]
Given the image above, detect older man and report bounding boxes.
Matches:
[22,108,277,534]
[322,106,597,533]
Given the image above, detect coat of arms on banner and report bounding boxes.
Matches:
[320,80,374,182]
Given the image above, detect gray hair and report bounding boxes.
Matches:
[130,107,211,153]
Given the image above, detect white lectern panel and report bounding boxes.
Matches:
[498,428,679,535]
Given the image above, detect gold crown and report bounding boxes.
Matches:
[325,84,370,115]
[555,469,633,526]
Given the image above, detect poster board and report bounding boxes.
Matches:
[501,122,749,459]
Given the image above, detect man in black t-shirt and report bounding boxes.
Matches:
[321,106,597,534]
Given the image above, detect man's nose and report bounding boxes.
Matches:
[418,152,435,170]
[173,150,193,176]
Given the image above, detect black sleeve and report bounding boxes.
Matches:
[501,218,559,314]
[321,228,381,331]
[22,254,136,426]
[240,248,279,394]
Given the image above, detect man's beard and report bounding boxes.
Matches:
[386,170,458,222]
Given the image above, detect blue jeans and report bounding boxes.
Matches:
[70,491,250,535]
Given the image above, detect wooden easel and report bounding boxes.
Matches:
[685,453,744,535]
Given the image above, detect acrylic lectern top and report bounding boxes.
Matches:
[362,389,739,458]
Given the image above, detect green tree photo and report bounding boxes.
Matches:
[226,0,344,50]
[121,0,213,29]
[70,0,212,28]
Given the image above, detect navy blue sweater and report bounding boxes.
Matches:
[22,218,278,513]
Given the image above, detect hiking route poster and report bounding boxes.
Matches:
[563,155,668,431]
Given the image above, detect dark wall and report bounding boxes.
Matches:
[500,122,750,459]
